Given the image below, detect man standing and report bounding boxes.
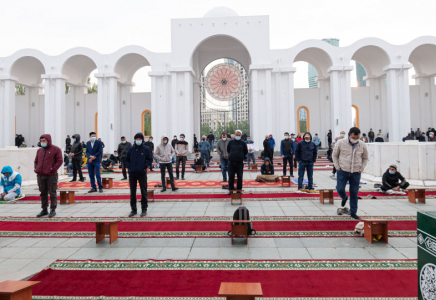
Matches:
[268,134,275,163]
[117,136,132,180]
[175,133,189,180]
[280,132,295,177]
[227,130,248,194]
[246,136,256,169]
[86,132,104,193]
[411,128,415,139]
[333,127,368,220]
[144,136,155,171]
[312,133,321,153]
[416,128,422,140]
[217,132,230,182]
[98,138,105,149]
[154,135,178,192]
[70,134,85,182]
[207,131,215,151]
[327,130,332,148]
[199,136,211,168]
[295,132,317,192]
[368,128,375,143]
[34,134,63,217]
[171,135,178,150]
[125,133,153,217]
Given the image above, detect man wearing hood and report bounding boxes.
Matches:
[216,132,230,181]
[0,166,22,201]
[125,133,153,217]
[295,132,317,192]
[70,134,85,182]
[154,135,178,192]
[117,136,132,180]
[34,134,63,217]
[175,133,189,180]
[86,132,104,193]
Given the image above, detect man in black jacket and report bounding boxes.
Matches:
[117,136,132,180]
[380,164,409,194]
[295,132,317,192]
[226,130,248,194]
[70,134,85,182]
[144,136,155,170]
[125,133,153,217]
[171,135,178,150]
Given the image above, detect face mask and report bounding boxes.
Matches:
[180,138,184,141]
[340,134,345,137]
[41,143,47,147]
[72,138,76,142]
[350,138,358,144]
[389,170,395,174]
[122,141,126,144]
[135,140,142,146]
[103,159,107,161]
[163,140,168,144]
[150,139,153,142]
[235,136,241,140]
[91,137,96,141]
[305,139,310,143]
[114,153,118,156]
[174,137,177,140]
[202,139,206,141]
[285,136,289,139]
[291,138,295,141]
[222,138,227,141]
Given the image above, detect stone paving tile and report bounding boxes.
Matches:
[32,238,71,248]
[12,247,52,259]
[40,248,80,259]
[301,238,333,248]
[249,248,280,259]
[0,247,25,259]
[366,248,407,259]
[68,248,108,259]
[7,238,41,248]
[127,248,163,259]
[336,248,374,259]
[388,237,418,248]
[188,247,220,259]
[158,247,191,259]
[307,248,342,259]
[111,238,144,248]
[193,238,221,248]
[396,248,417,259]
[274,238,305,248]
[57,238,94,248]
[97,248,134,259]
[219,247,249,259]
[19,258,55,273]
[278,248,312,259]
[0,238,20,247]
[0,258,34,273]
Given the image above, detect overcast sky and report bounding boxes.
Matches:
[1,0,434,89]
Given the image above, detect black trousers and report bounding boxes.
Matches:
[282,156,293,176]
[160,163,175,189]
[176,156,187,177]
[129,172,148,212]
[37,174,58,210]
[229,161,244,191]
[121,157,128,179]
[72,159,84,180]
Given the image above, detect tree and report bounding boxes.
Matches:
[226,121,236,135]
[65,84,70,94]
[216,122,223,136]
[87,77,98,94]
[143,111,152,136]
[238,120,250,136]
[15,84,25,95]
[201,123,212,137]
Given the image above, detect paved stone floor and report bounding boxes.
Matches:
[0,156,428,282]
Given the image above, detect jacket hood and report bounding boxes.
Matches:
[303,132,313,140]
[1,166,13,174]
[161,134,169,145]
[40,134,52,147]
[134,132,144,141]
[264,157,271,163]
[72,134,81,142]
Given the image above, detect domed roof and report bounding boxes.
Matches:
[203,7,239,18]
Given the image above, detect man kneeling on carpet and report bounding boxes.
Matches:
[256,158,279,183]
[191,153,207,172]
[125,133,153,217]
[380,164,409,195]
[0,166,22,201]
[101,155,115,172]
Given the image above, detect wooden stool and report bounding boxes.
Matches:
[251,164,258,170]
[165,177,172,188]
[219,282,263,300]
[408,188,426,204]
[147,190,155,202]
[95,220,119,244]
[195,165,203,173]
[319,189,334,204]
[229,190,243,205]
[228,220,251,245]
[0,280,41,300]
[362,219,389,244]
[102,178,114,189]
[280,176,291,187]
[59,191,75,205]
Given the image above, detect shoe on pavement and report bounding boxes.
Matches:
[88,188,97,193]
[37,210,48,218]
[297,188,308,194]
[49,209,56,218]
[172,187,179,192]
[121,178,128,181]
[70,180,77,182]
[99,188,103,193]
[330,174,335,178]
[341,197,348,207]
[350,213,360,220]
[79,178,86,182]
[336,208,343,215]
[129,211,137,217]
[160,188,167,192]
[386,189,394,194]
[140,211,147,217]
[342,207,351,215]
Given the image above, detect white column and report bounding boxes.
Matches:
[183,71,194,145]
[249,69,261,144]
[273,67,296,137]
[41,74,68,148]
[365,76,383,133]
[383,64,412,142]
[287,69,296,135]
[328,66,353,137]
[317,77,330,144]
[95,73,120,153]
[265,69,273,135]
[0,77,17,148]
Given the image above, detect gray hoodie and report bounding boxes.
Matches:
[154,134,175,164]
[216,138,230,159]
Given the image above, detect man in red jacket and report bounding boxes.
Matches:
[34,134,63,217]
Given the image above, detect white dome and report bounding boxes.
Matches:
[203,7,239,18]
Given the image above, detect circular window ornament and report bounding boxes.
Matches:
[420,263,436,300]
[205,63,243,101]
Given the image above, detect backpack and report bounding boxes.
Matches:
[228,206,256,236]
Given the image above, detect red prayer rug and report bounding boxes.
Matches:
[0,216,417,238]
[29,259,417,298]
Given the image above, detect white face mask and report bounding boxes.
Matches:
[122,141,126,144]
[163,140,168,144]
[305,139,310,143]
[350,138,359,144]
[222,138,227,141]
[180,138,184,141]
[284,136,289,139]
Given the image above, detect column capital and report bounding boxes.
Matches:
[94,73,120,79]
[382,64,413,72]
[412,73,436,79]
[327,66,354,73]
[272,67,296,73]
[0,75,19,82]
[167,67,195,77]
[249,64,274,73]
[41,74,69,80]
[148,71,171,77]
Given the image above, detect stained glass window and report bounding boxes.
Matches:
[299,107,308,133]
[142,110,152,137]
[205,63,243,101]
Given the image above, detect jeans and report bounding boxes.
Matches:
[72,159,84,180]
[129,172,148,212]
[37,174,58,210]
[229,161,244,191]
[314,145,319,153]
[191,164,206,171]
[246,152,255,168]
[176,156,187,178]
[369,138,374,143]
[220,158,229,181]
[282,155,293,176]
[336,169,361,214]
[297,161,314,189]
[201,151,210,167]
[160,163,175,189]
[88,160,103,189]
[121,157,128,179]
[67,163,73,173]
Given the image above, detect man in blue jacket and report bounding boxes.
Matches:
[295,132,317,192]
[86,132,103,193]
[125,133,153,217]
[0,166,22,201]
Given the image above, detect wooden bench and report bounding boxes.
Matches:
[147,190,155,202]
[228,220,251,245]
[0,280,41,300]
[408,188,426,204]
[229,190,243,205]
[101,178,114,189]
[280,176,291,187]
[95,220,119,244]
[195,165,203,173]
[219,282,263,300]
[59,191,75,205]
[251,164,258,170]
[319,189,334,204]
[362,219,389,244]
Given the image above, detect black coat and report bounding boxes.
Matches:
[117,141,132,159]
[70,134,83,161]
[227,139,248,163]
[382,170,405,188]
[375,137,384,142]
[263,139,272,156]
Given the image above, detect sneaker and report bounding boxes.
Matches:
[69,179,77,182]
[88,188,97,193]
[79,178,85,182]
[341,197,348,207]
[330,174,335,178]
[121,178,128,181]
[387,189,394,194]
[342,207,351,215]
[336,208,343,215]
[99,188,103,193]
[36,210,48,218]
[129,211,137,217]
[140,211,147,217]
[350,213,360,220]
[160,188,167,192]
[172,187,179,192]
[297,188,308,193]
[49,209,56,218]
